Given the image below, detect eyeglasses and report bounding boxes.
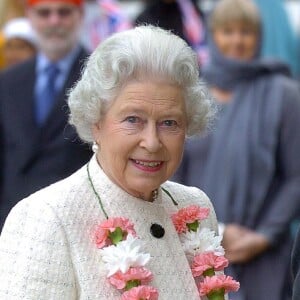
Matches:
[33,7,75,18]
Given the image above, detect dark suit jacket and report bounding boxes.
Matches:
[0,47,93,229]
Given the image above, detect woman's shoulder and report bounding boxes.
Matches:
[163,180,209,204]
[2,165,89,230]
[272,75,300,120]
[266,72,300,94]
[35,164,86,200]
[162,181,218,233]
[260,73,300,116]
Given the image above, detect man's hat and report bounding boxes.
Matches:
[3,18,37,47]
[27,0,83,6]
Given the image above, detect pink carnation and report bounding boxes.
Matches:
[121,285,159,300]
[198,274,240,296]
[108,267,153,290]
[95,217,136,248]
[192,252,229,277]
[171,205,210,234]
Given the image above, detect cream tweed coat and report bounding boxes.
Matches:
[0,155,218,299]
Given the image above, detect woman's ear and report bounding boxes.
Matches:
[91,122,101,141]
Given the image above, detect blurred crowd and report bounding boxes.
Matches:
[0,0,299,300]
[0,1,299,75]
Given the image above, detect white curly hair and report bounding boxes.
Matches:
[68,25,214,143]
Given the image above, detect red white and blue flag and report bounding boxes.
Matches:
[90,0,132,49]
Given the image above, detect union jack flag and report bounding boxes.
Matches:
[90,0,132,49]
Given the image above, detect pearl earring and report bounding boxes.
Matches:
[92,141,99,153]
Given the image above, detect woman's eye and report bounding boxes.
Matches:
[125,116,140,123]
[162,120,178,127]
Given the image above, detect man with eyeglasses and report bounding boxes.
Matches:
[0,0,92,230]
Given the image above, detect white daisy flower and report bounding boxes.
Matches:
[180,227,224,259]
[100,234,151,277]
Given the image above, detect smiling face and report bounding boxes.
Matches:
[92,81,187,201]
[213,20,259,61]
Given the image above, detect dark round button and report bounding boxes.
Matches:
[150,223,165,238]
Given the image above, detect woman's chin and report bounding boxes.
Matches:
[123,180,161,200]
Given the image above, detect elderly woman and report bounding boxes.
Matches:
[173,0,300,299]
[0,26,227,299]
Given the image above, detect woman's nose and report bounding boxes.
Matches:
[139,123,162,153]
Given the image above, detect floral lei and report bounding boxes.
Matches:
[89,164,239,300]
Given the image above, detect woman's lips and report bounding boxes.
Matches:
[131,159,164,172]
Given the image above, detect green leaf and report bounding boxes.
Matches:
[125,279,141,291]
[187,220,199,232]
[203,268,215,277]
[207,288,225,300]
[108,227,123,245]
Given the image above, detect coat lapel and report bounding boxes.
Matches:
[41,47,88,139]
[13,59,43,170]
[20,48,88,171]
[14,59,38,137]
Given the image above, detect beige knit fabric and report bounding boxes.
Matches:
[0,155,218,299]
